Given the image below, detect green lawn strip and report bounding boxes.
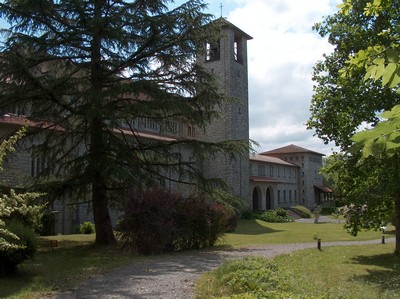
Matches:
[0,234,141,299]
[195,244,400,299]
[218,219,392,247]
[274,244,400,299]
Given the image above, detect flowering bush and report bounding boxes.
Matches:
[255,210,293,223]
[0,129,45,274]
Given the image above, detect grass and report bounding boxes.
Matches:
[195,244,400,299]
[218,219,392,247]
[275,244,400,298]
[0,220,395,298]
[0,234,141,299]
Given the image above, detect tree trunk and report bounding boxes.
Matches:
[395,192,400,254]
[89,0,116,246]
[92,179,116,245]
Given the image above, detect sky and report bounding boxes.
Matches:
[204,0,343,156]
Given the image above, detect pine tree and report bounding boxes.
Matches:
[0,1,248,245]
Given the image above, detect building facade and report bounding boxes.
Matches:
[249,145,332,211]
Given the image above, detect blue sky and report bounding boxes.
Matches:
[204,0,342,155]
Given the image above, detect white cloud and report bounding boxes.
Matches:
[224,0,341,155]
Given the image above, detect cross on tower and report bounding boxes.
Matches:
[220,3,223,18]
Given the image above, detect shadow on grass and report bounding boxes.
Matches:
[0,268,36,298]
[350,253,400,295]
[232,219,284,235]
[0,238,128,298]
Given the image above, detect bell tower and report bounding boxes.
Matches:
[199,19,252,203]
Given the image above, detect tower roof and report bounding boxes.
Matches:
[216,18,253,40]
[260,144,324,156]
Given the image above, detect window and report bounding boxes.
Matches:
[206,41,220,61]
[139,117,159,132]
[289,190,292,202]
[187,125,196,138]
[31,155,47,177]
[257,165,265,176]
[234,35,242,63]
[269,165,274,177]
[278,190,281,203]
[283,190,286,202]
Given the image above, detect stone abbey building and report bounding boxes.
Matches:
[0,19,331,234]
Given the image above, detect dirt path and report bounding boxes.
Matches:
[53,238,394,299]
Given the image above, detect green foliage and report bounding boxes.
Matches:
[308,0,400,148]
[291,205,313,218]
[0,130,45,273]
[319,152,396,235]
[275,207,288,217]
[216,257,284,294]
[197,256,326,299]
[240,210,254,220]
[310,0,400,253]
[0,220,37,275]
[351,105,400,158]
[255,210,293,223]
[79,222,95,235]
[116,188,235,255]
[0,127,26,171]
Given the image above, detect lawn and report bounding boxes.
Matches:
[0,234,140,299]
[218,219,392,247]
[195,244,400,299]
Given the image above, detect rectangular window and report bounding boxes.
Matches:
[206,41,220,61]
[187,125,196,137]
[257,165,265,176]
[139,117,160,132]
[31,156,47,177]
[234,35,242,63]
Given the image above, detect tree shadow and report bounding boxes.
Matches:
[0,265,36,298]
[349,253,400,295]
[232,219,284,235]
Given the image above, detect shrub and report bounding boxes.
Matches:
[79,222,95,234]
[275,207,288,218]
[116,188,235,255]
[240,210,254,220]
[291,205,313,218]
[0,220,37,275]
[255,210,293,223]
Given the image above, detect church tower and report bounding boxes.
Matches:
[199,19,252,203]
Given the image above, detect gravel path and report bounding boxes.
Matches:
[53,236,395,299]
